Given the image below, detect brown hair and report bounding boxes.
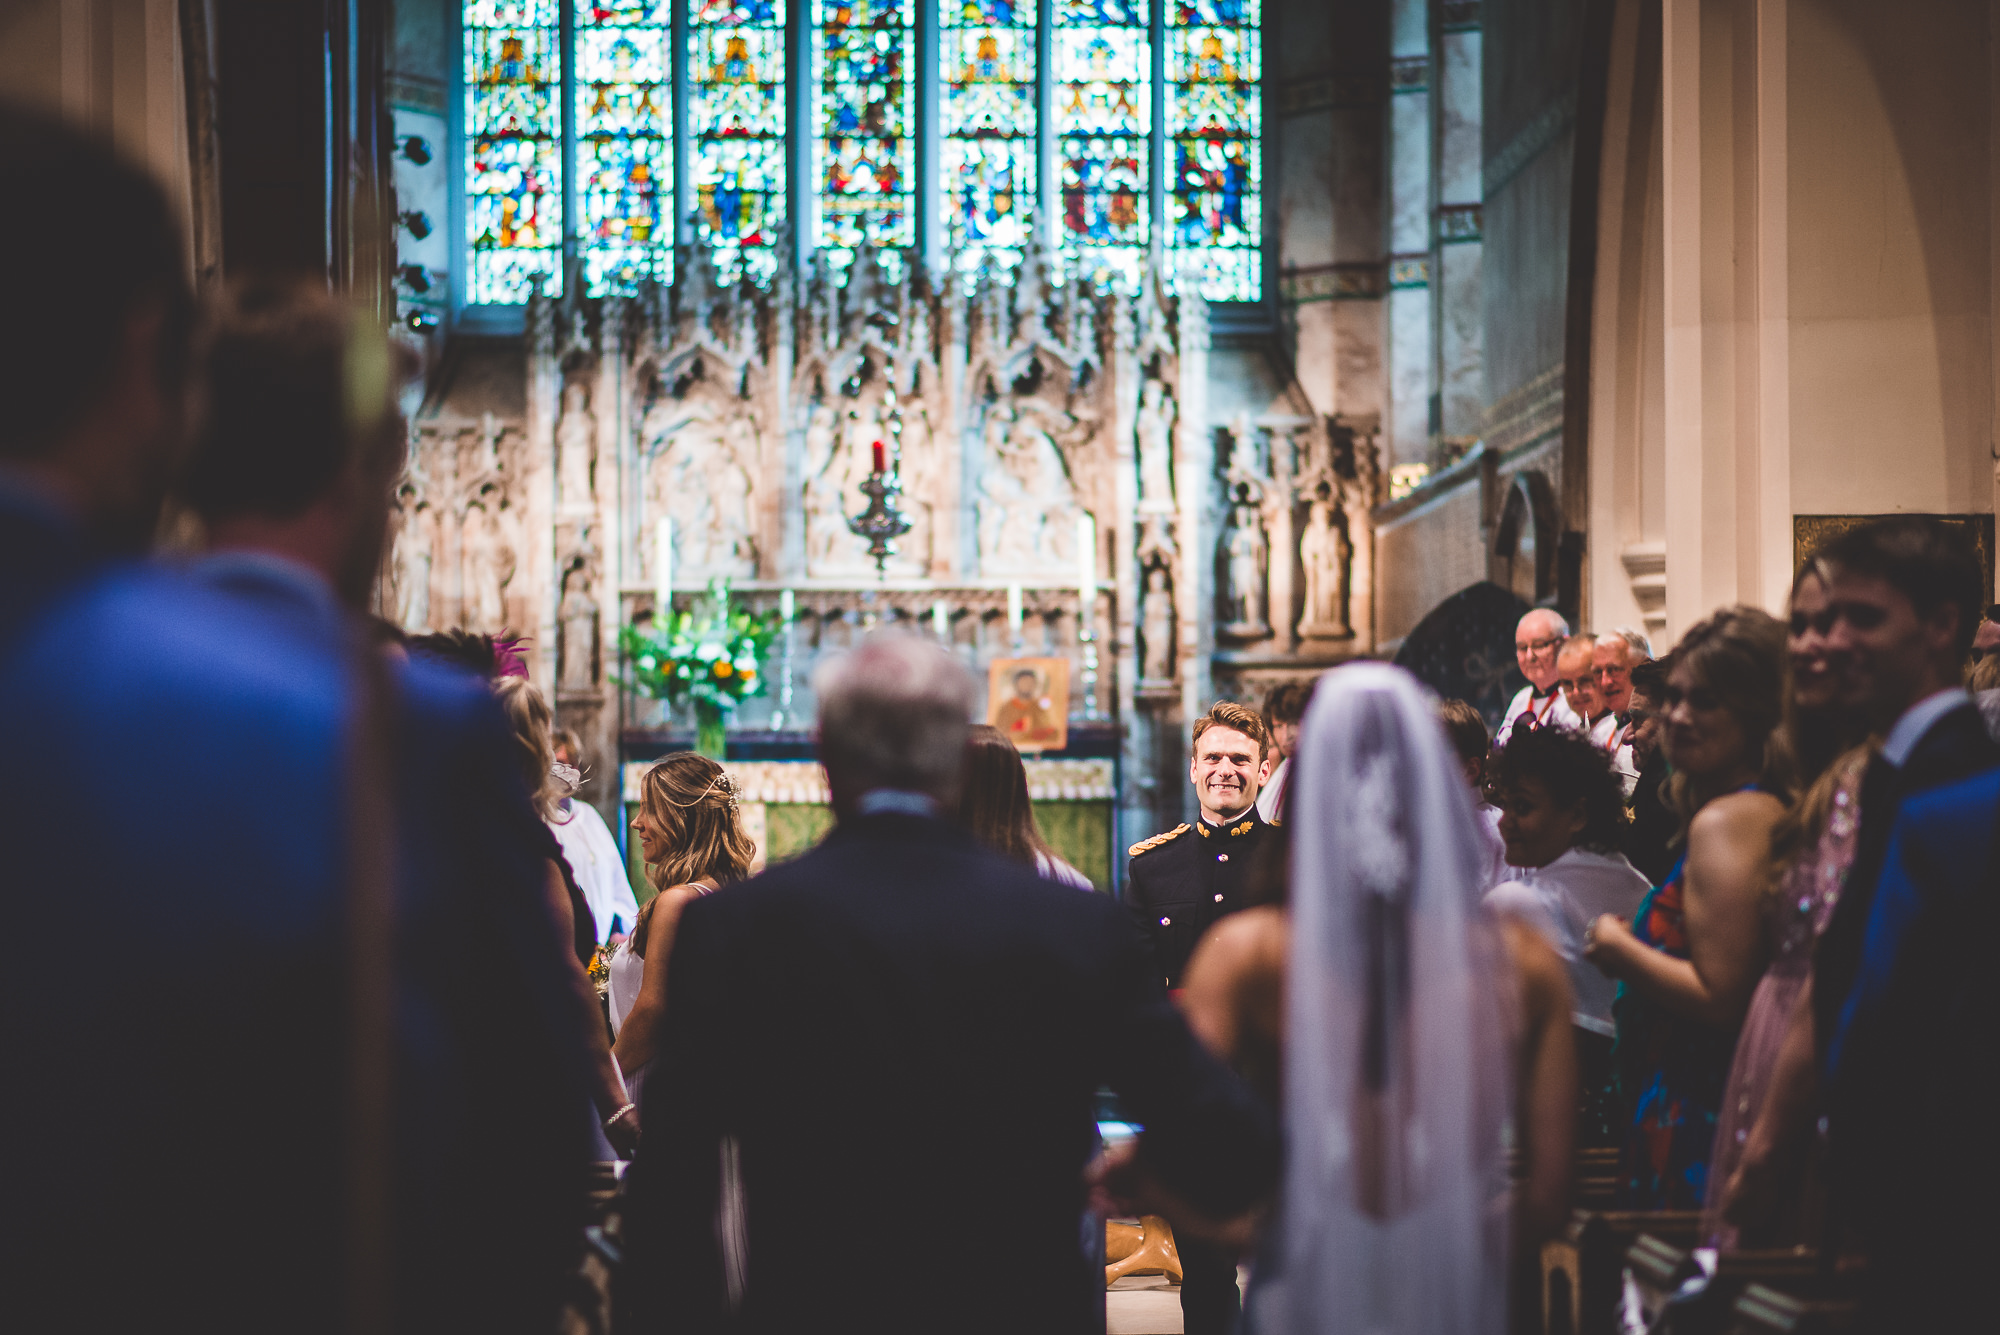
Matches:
[630,753,757,953]
[957,724,1057,867]
[1435,698,1491,765]
[493,678,561,820]
[1261,680,1313,733]
[1663,606,1796,831]
[1193,701,1269,760]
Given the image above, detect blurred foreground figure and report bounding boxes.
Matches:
[0,120,594,1333]
[618,633,1277,1334]
[1241,665,1569,1335]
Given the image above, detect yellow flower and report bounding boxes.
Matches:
[713,660,734,678]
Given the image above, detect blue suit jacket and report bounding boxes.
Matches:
[1824,764,2000,1328]
[0,492,597,1333]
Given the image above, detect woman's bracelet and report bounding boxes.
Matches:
[604,1101,638,1129]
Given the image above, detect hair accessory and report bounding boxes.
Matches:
[656,766,739,810]
[491,635,531,680]
[551,760,582,793]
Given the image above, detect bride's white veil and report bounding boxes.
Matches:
[1250,664,1513,1335]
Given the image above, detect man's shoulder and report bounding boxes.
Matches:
[1129,823,1192,860]
[1896,765,2000,858]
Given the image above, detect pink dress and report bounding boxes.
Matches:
[1701,753,1865,1248]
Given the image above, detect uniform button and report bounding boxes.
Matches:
[1214,893,1224,902]
[1160,916,1171,926]
[1217,853,1228,862]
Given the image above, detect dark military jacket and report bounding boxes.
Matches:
[1125,810,1274,990]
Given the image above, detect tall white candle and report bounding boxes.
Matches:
[932,600,949,641]
[780,588,795,623]
[1076,511,1096,622]
[1006,582,1024,641]
[654,517,672,617]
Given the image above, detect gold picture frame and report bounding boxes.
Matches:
[987,657,1071,754]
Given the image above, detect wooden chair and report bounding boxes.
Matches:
[1105,1214,1183,1286]
[1540,1210,1701,1335]
[1724,1283,1855,1335]
[1624,1234,1825,1335]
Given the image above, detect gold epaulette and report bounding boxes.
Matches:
[1129,824,1190,858]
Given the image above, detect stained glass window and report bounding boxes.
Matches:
[691,0,787,282]
[1168,0,1260,301]
[814,0,915,271]
[575,1,673,293]
[1053,0,1148,290]
[466,1,563,303]
[940,0,1035,267]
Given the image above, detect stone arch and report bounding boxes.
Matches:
[1491,469,1560,606]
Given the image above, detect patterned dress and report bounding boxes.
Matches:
[1614,852,1744,1209]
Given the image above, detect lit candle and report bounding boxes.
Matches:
[1007,583,1024,641]
[779,588,795,623]
[932,600,949,641]
[654,517,672,617]
[871,439,886,474]
[1076,511,1096,622]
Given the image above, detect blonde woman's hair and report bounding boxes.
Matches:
[493,677,562,820]
[1764,740,1877,908]
[630,753,757,954]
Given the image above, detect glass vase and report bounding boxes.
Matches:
[694,698,729,760]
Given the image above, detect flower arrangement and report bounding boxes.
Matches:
[619,578,780,758]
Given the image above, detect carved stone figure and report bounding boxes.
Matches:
[558,558,599,692]
[975,404,1080,577]
[643,404,758,580]
[1140,565,1176,682]
[1300,501,1351,638]
[391,502,435,631]
[461,499,514,632]
[1223,505,1269,633]
[1136,380,1176,511]
[557,382,594,510]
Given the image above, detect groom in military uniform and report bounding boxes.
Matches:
[1125,699,1276,1335]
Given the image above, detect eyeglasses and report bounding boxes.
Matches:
[1594,664,1631,683]
[1516,635,1563,655]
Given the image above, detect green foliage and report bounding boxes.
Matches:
[619,577,780,713]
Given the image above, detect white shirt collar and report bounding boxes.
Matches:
[1881,687,1971,768]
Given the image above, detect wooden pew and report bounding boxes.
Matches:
[1540,1210,1701,1335]
[1623,1235,1827,1335]
[1723,1282,1855,1335]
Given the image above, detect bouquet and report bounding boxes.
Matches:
[620,577,780,757]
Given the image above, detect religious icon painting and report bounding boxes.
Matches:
[988,656,1070,753]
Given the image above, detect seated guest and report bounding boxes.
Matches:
[611,753,757,1101]
[1256,679,1312,820]
[0,108,595,1335]
[551,726,642,943]
[1583,607,1791,1209]
[957,724,1092,888]
[1159,665,1575,1333]
[1556,633,1603,729]
[617,634,1277,1334]
[1436,697,1508,889]
[1619,656,1679,884]
[1484,725,1651,1148]
[495,677,640,1158]
[1500,607,1581,742]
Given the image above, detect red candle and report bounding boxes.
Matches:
[871,439,886,474]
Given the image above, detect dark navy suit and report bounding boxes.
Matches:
[619,810,1278,1335]
[1825,767,2000,1333]
[0,489,597,1333]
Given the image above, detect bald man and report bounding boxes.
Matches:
[1498,608,1582,743]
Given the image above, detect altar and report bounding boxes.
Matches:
[383,233,1377,890]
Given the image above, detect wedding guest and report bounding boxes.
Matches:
[1592,631,1647,785]
[1499,608,1580,742]
[1159,666,1575,1335]
[957,724,1092,888]
[1485,725,1651,1148]
[1556,634,1603,728]
[617,634,1277,1334]
[1437,697,1508,889]
[496,676,640,1157]
[0,107,595,1335]
[551,726,642,943]
[611,753,756,1098]
[1619,656,1679,884]
[1583,607,1791,1209]
[1256,679,1312,820]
